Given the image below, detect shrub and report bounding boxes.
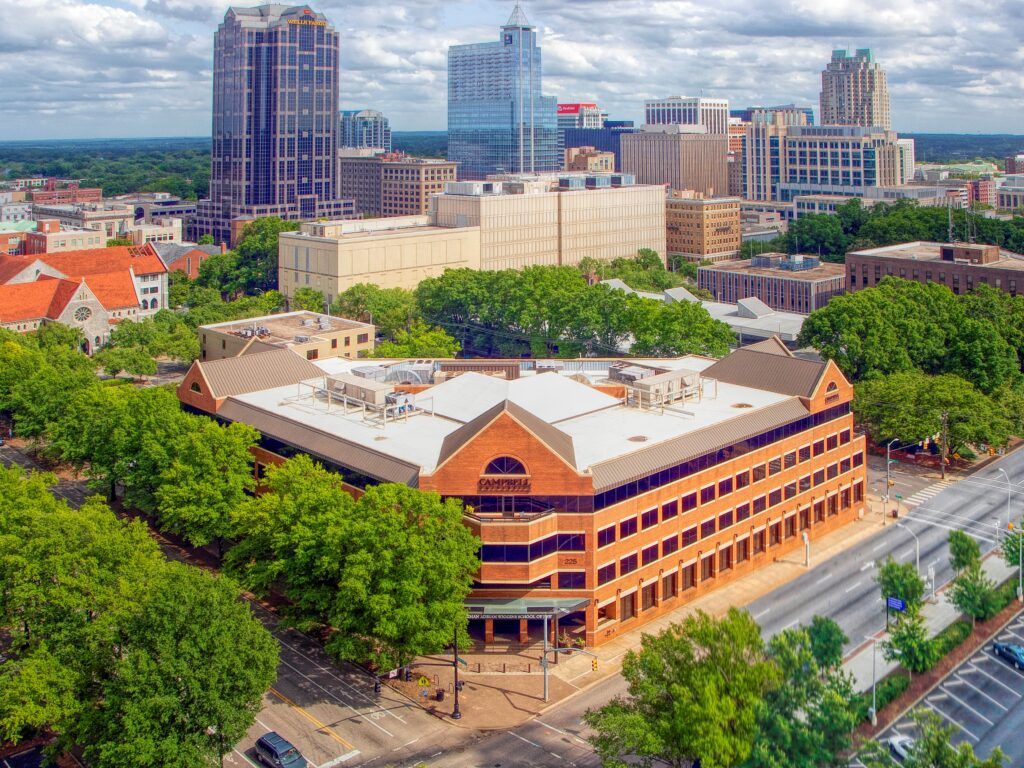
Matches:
[854,673,911,722]
[933,620,972,657]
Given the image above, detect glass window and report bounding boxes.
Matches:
[558,572,585,589]
[784,482,797,500]
[736,503,750,523]
[799,445,811,463]
[754,529,766,553]
[736,538,749,563]
[662,572,678,600]
[598,525,616,548]
[620,553,638,575]
[662,499,678,521]
[827,434,839,451]
[840,429,851,445]
[682,492,697,512]
[642,544,659,566]
[700,519,716,538]
[753,496,767,514]
[813,469,825,486]
[719,510,734,530]
[701,554,716,581]
[769,489,782,507]
[814,500,825,522]
[682,564,696,590]
[620,517,638,539]
[799,475,811,493]
[753,464,766,482]
[662,535,679,557]
[768,457,782,475]
[784,452,796,469]
[598,563,616,585]
[769,522,782,546]
[718,477,733,496]
[735,470,750,489]
[827,463,839,480]
[813,440,825,456]
[620,593,636,622]
[701,485,715,504]
[853,451,864,467]
[641,508,659,530]
[682,527,698,547]
[719,545,733,572]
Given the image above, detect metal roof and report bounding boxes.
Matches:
[702,348,826,398]
[197,349,323,399]
[589,398,810,491]
[217,398,421,486]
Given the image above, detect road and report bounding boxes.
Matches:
[868,608,1024,766]
[750,456,1024,652]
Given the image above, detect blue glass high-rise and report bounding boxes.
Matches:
[447,5,558,180]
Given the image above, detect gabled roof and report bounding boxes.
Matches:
[32,244,166,278]
[0,277,80,322]
[742,336,793,356]
[82,271,139,310]
[702,347,826,398]
[152,242,220,269]
[0,255,35,284]
[195,349,324,399]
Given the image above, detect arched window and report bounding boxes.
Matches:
[484,456,527,475]
[826,381,839,392]
[150,296,159,309]
[141,299,149,310]
[190,381,202,393]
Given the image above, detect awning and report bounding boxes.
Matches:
[465,597,589,620]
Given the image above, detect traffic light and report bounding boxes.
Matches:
[591,659,598,672]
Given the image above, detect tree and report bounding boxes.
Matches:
[371,321,461,358]
[784,214,848,261]
[584,608,777,768]
[233,216,300,294]
[156,419,258,555]
[106,237,134,247]
[948,529,982,574]
[1003,518,1024,570]
[198,234,215,245]
[93,346,158,378]
[883,606,938,677]
[33,322,85,352]
[743,627,857,768]
[876,556,926,610]
[807,615,848,672]
[332,283,418,339]
[291,287,325,312]
[65,563,278,768]
[859,709,1005,768]
[948,560,1000,627]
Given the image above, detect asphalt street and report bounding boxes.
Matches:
[749,456,1024,652]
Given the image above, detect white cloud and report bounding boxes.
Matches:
[0,0,1020,138]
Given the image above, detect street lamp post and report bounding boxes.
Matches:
[885,439,898,504]
[998,468,1012,531]
[452,624,461,720]
[896,522,920,576]
[865,635,878,726]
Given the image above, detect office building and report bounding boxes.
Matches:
[998,176,1024,211]
[820,49,891,130]
[0,243,169,350]
[622,126,729,197]
[698,254,847,313]
[1005,155,1024,175]
[562,123,637,171]
[114,193,198,226]
[645,96,729,135]
[31,202,133,239]
[28,180,103,205]
[743,110,810,201]
[0,201,33,224]
[731,105,815,125]
[339,152,458,217]
[666,196,741,263]
[847,241,1024,296]
[178,341,865,646]
[727,118,747,197]
[198,310,375,361]
[194,5,353,245]
[19,220,107,254]
[124,217,183,245]
[278,174,665,297]
[433,175,665,271]
[565,147,615,172]
[447,5,559,179]
[557,102,604,158]
[339,109,392,152]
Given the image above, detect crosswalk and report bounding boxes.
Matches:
[898,480,953,508]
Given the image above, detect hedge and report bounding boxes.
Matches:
[855,673,911,722]
[933,620,972,658]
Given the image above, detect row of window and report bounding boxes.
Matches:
[595,482,863,587]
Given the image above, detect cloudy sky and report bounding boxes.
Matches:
[0,0,1022,140]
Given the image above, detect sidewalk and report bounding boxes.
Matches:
[843,553,1017,693]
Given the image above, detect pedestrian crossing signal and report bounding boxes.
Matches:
[591,659,598,672]
[887,480,894,487]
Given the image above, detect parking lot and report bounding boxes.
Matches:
[870,610,1024,765]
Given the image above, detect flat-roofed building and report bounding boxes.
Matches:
[698,255,846,313]
[666,196,741,263]
[199,310,375,362]
[278,216,482,301]
[31,202,133,239]
[621,126,729,197]
[565,147,615,172]
[18,219,107,254]
[644,96,729,135]
[998,176,1024,211]
[339,152,458,217]
[846,241,1024,296]
[125,217,183,245]
[177,342,865,646]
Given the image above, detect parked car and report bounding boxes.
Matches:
[888,734,915,761]
[254,732,308,768]
[992,641,1024,669]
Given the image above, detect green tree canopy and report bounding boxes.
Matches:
[876,556,926,610]
[807,615,848,672]
[331,283,419,339]
[948,529,982,574]
[584,608,777,768]
[371,321,461,358]
[883,606,938,677]
[291,287,326,312]
[948,560,1000,626]
[860,709,1005,768]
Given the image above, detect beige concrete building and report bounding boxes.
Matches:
[199,310,375,362]
[666,196,741,263]
[125,217,183,245]
[565,147,615,172]
[30,202,134,239]
[279,216,481,300]
[21,219,107,254]
[433,176,666,271]
[621,126,728,197]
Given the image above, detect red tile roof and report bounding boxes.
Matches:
[0,277,81,323]
[0,255,34,284]
[82,271,140,310]
[36,243,166,278]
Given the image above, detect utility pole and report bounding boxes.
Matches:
[452,623,461,720]
[998,468,1012,530]
[940,412,949,480]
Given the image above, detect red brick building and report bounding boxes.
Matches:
[178,340,866,646]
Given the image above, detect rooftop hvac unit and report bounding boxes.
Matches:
[351,365,386,381]
[610,364,655,383]
[295,335,310,343]
[302,318,315,327]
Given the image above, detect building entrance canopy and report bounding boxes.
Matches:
[466,597,589,621]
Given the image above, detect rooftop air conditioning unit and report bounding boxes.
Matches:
[295,335,310,343]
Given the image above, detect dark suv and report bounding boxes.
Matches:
[992,641,1024,669]
[254,732,308,768]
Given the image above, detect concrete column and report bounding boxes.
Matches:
[484,618,494,644]
[519,618,529,644]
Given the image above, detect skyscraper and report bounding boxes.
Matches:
[820,49,891,130]
[447,5,558,180]
[644,97,730,135]
[194,5,354,245]
[339,109,392,151]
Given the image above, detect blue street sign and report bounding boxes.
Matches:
[886,596,906,612]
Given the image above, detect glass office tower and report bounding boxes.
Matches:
[194,5,353,244]
[447,5,558,180]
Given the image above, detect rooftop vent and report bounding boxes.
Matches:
[732,402,754,409]
[628,435,649,443]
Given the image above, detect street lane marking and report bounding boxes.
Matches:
[925,701,979,742]
[1001,628,1024,644]
[819,572,833,583]
[860,561,874,572]
[782,620,799,630]
[977,654,1024,681]
[268,688,359,752]
[900,514,996,543]
[938,685,994,726]
[392,738,419,752]
[255,717,273,731]
[318,751,360,767]
[872,541,887,552]
[844,581,862,594]
[898,548,914,560]
[967,661,1022,697]
[536,719,591,747]
[510,731,544,749]
[232,748,260,767]
[753,608,771,620]
[952,674,1009,711]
